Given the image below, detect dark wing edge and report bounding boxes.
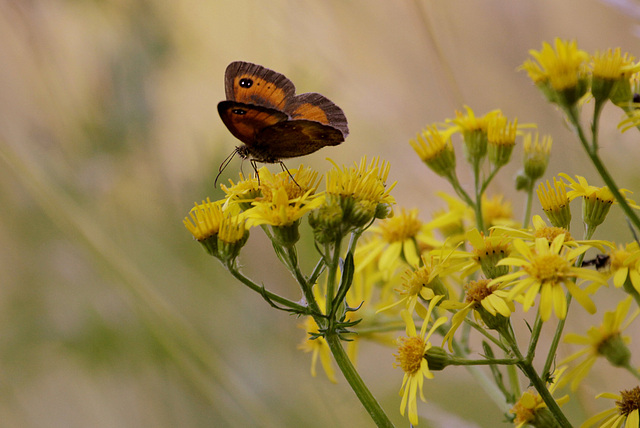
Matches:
[286,92,349,138]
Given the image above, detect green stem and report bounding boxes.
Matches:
[623,362,640,382]
[449,356,519,366]
[503,329,571,427]
[324,332,394,427]
[526,312,543,361]
[565,106,640,232]
[542,296,570,377]
[325,238,343,314]
[464,319,508,352]
[522,182,535,228]
[450,338,511,412]
[285,247,323,315]
[447,170,475,208]
[227,264,309,313]
[473,162,486,232]
[479,165,502,195]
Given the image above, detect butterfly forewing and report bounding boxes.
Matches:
[224,61,295,111]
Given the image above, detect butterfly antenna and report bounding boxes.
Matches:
[214,149,239,187]
[279,161,301,188]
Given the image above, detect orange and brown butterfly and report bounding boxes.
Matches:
[217,61,349,167]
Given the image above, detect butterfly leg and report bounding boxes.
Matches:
[278,161,301,188]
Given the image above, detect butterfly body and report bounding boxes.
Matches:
[217,61,348,164]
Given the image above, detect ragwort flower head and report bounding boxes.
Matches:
[184,198,249,260]
[221,171,261,211]
[311,157,396,241]
[258,165,321,202]
[591,48,640,103]
[361,208,442,272]
[465,228,511,279]
[560,173,639,228]
[492,235,606,321]
[394,297,447,426]
[410,125,456,177]
[607,242,640,293]
[520,38,589,107]
[447,106,502,165]
[559,296,638,391]
[582,387,640,428]
[522,133,552,182]
[536,178,571,229]
[442,278,513,351]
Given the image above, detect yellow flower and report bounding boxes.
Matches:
[608,242,640,292]
[463,228,511,279]
[441,279,513,351]
[536,178,571,229]
[591,48,640,102]
[410,125,456,177]
[493,214,612,252]
[428,192,473,243]
[245,187,324,228]
[559,296,638,391]
[447,106,502,165]
[520,38,589,107]
[559,173,640,227]
[482,194,518,229]
[378,253,454,317]
[510,367,569,428]
[487,114,517,167]
[184,198,249,260]
[325,156,395,209]
[314,157,396,236]
[298,317,336,383]
[522,133,552,181]
[258,165,321,202]
[184,198,226,241]
[221,171,261,211]
[360,208,442,272]
[492,236,606,321]
[394,297,447,426]
[581,387,640,428]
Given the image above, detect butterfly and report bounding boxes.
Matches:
[217,61,349,178]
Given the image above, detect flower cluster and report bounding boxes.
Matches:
[185,39,640,427]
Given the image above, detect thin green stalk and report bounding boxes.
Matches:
[325,238,343,314]
[227,264,310,313]
[446,170,475,207]
[526,312,543,361]
[450,338,511,412]
[565,106,640,232]
[464,319,509,352]
[324,332,394,428]
[522,182,535,228]
[542,295,570,377]
[504,332,572,428]
[448,356,519,366]
[623,362,640,382]
[473,162,486,232]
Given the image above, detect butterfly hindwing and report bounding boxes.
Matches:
[252,120,344,161]
[285,92,349,138]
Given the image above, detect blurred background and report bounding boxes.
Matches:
[2,1,640,427]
